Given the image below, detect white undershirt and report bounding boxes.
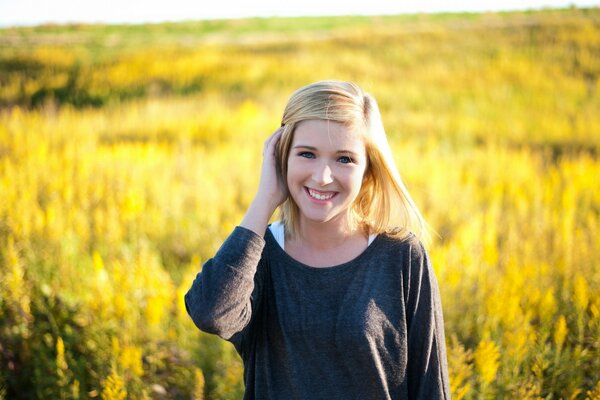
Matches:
[268,221,377,250]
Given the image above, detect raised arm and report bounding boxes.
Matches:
[184,128,287,340]
[239,127,288,235]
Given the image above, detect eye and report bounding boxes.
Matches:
[338,155,354,164]
[298,151,315,159]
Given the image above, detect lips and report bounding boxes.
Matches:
[306,187,337,201]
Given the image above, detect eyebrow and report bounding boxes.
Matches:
[292,145,360,157]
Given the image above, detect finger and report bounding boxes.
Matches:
[264,127,284,153]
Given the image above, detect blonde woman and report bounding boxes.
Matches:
[185,81,450,399]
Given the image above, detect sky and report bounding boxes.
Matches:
[0,0,598,27]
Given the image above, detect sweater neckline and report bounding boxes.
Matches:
[265,227,384,273]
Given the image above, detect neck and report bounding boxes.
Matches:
[294,214,363,251]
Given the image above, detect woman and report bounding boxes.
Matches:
[185,81,450,399]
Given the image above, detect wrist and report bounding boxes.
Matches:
[240,196,279,236]
[253,191,282,215]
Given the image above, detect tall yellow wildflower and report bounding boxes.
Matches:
[120,345,143,378]
[3,236,30,317]
[145,295,165,328]
[193,368,205,400]
[101,367,127,400]
[2,236,32,341]
[55,336,80,400]
[504,325,535,366]
[554,315,568,352]
[591,299,600,328]
[56,337,69,393]
[539,288,557,326]
[447,337,473,400]
[71,380,80,400]
[474,336,500,386]
[574,273,590,311]
[111,337,120,359]
[510,378,543,399]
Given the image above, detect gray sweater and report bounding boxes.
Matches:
[185,226,450,399]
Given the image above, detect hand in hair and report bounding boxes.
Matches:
[240,128,287,236]
[259,127,288,207]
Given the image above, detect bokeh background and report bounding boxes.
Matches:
[1,2,599,399]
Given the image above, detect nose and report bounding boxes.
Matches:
[312,162,334,186]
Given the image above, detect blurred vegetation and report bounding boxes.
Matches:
[0,7,599,399]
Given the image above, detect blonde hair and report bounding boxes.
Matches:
[277,80,428,243]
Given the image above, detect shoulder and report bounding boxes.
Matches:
[363,231,426,274]
[377,230,426,258]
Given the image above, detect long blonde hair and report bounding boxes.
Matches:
[277,80,428,242]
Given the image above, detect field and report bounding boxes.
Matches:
[1,7,599,399]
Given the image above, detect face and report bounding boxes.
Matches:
[286,119,367,228]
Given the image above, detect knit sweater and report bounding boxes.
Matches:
[185,226,450,399]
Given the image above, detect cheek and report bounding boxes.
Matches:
[286,158,301,188]
[351,176,365,195]
[348,168,366,192]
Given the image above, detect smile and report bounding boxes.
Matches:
[306,187,337,201]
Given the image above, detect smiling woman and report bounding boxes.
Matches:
[284,119,369,266]
[277,81,428,244]
[287,120,366,224]
[185,80,450,399]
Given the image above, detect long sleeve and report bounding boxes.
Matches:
[184,226,265,340]
[404,241,451,399]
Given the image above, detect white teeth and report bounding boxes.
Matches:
[308,188,334,200]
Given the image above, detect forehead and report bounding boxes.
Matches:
[292,120,365,153]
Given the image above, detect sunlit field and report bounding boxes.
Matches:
[1,8,599,399]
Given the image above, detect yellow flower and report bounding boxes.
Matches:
[447,337,473,400]
[56,337,68,371]
[193,368,206,400]
[574,274,590,311]
[474,336,500,386]
[102,367,127,400]
[539,288,557,326]
[145,295,165,328]
[120,345,144,378]
[554,315,568,351]
[111,337,120,358]
[93,250,105,273]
